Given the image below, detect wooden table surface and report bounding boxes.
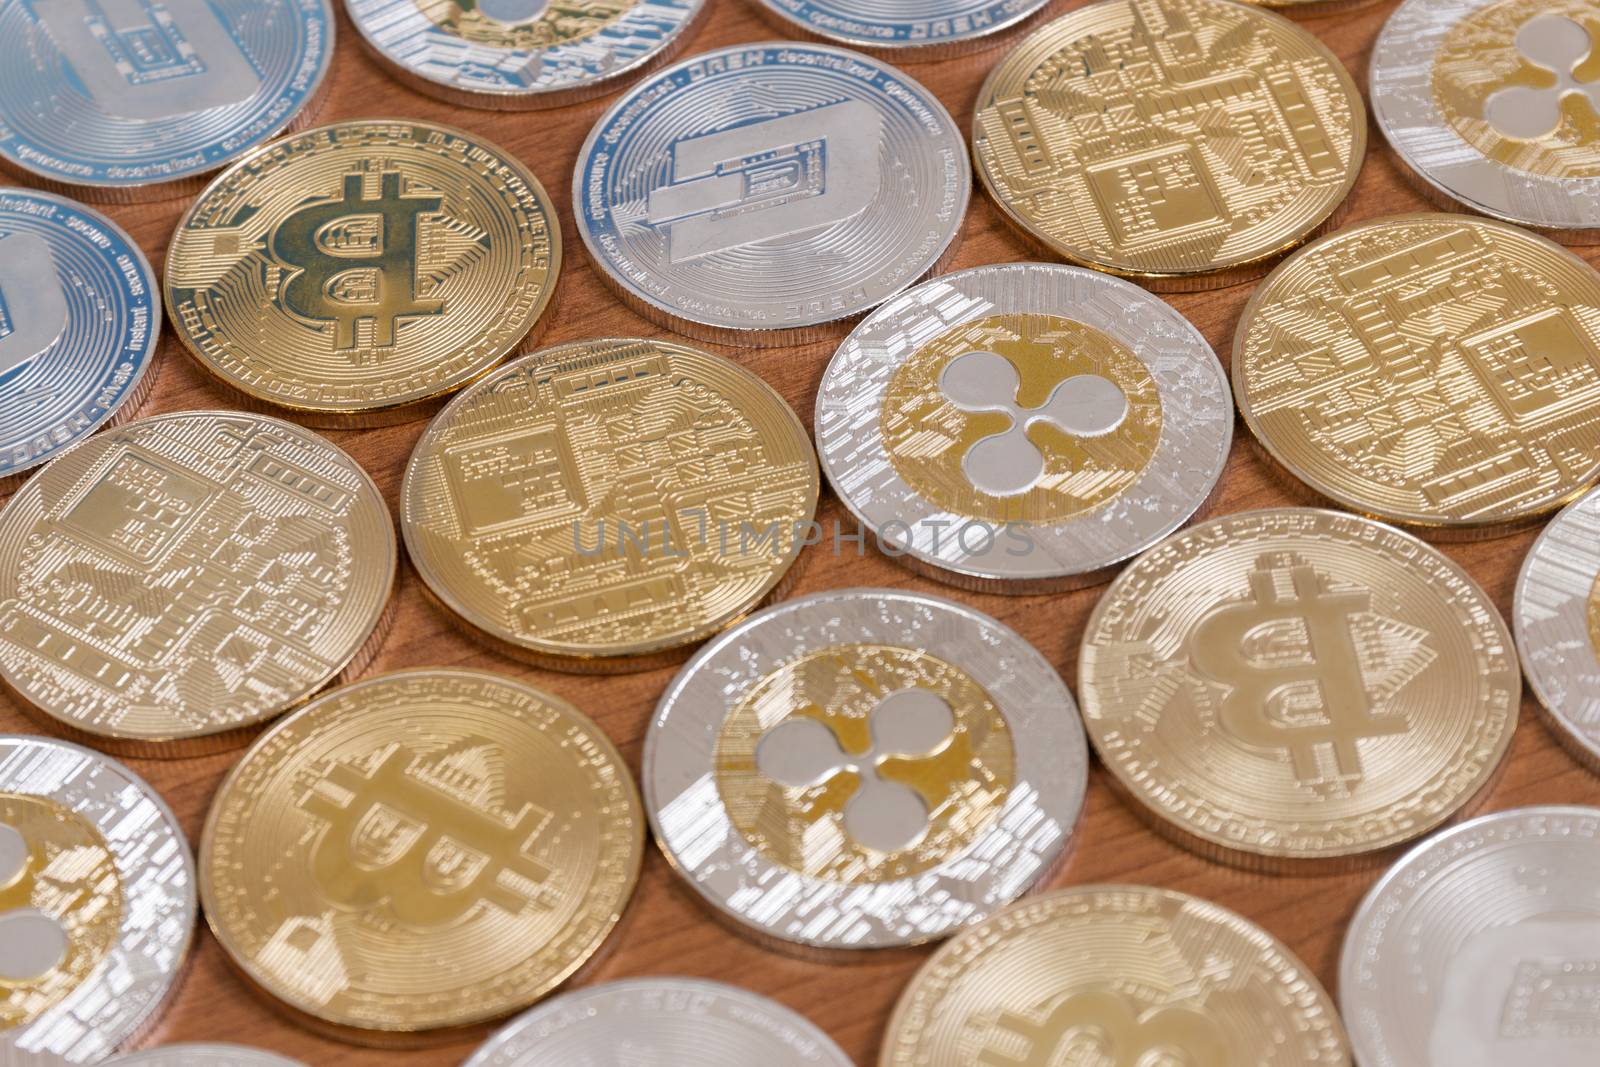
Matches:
[5,0,1600,1062]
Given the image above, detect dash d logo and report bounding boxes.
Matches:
[0,232,69,379]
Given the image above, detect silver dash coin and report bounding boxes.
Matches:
[108,1048,306,1067]
[0,0,334,202]
[462,978,852,1066]
[817,262,1231,593]
[644,587,1088,951]
[0,736,197,1065]
[0,189,160,494]
[574,43,970,347]
[751,0,1051,59]
[1340,806,1600,1067]
[1372,0,1600,240]
[1515,486,1600,772]
[346,0,706,109]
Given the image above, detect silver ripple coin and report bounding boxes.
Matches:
[1340,806,1600,1067]
[751,0,1050,59]
[574,43,970,346]
[644,587,1087,951]
[0,189,161,493]
[0,0,334,201]
[346,0,706,109]
[1372,0,1600,239]
[1516,485,1600,772]
[0,736,197,1066]
[108,1047,305,1067]
[816,262,1231,593]
[462,978,853,1066]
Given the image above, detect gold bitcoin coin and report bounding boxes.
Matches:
[165,120,560,427]
[1079,508,1519,870]
[198,668,643,1043]
[1235,214,1600,535]
[0,411,395,755]
[401,337,819,671]
[1243,0,1383,15]
[881,885,1351,1067]
[972,0,1365,289]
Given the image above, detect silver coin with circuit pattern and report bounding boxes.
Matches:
[644,587,1088,951]
[1340,806,1600,1066]
[108,1047,306,1067]
[1372,0,1600,239]
[817,262,1232,592]
[751,0,1051,58]
[463,978,852,1066]
[574,43,970,346]
[0,736,196,1065]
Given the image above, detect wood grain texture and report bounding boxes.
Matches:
[5,0,1600,1062]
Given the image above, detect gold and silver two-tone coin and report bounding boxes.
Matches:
[1079,508,1520,870]
[0,412,395,755]
[402,337,818,671]
[199,668,644,1043]
[347,0,706,108]
[1,736,196,1065]
[108,1047,306,1067]
[882,885,1351,1067]
[1515,486,1600,773]
[462,978,853,1066]
[166,120,560,426]
[972,0,1366,290]
[575,43,969,346]
[1341,806,1600,1066]
[1235,214,1600,536]
[1373,0,1600,241]
[644,587,1088,951]
[816,262,1232,592]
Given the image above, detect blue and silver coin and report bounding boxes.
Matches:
[346,0,707,109]
[0,0,335,200]
[0,189,160,492]
[753,0,1051,58]
[574,42,970,346]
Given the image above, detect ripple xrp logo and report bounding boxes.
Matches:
[1486,14,1600,139]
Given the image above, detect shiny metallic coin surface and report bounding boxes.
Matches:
[882,885,1351,1067]
[108,1046,306,1067]
[0,190,159,492]
[1243,0,1383,14]
[752,0,1049,58]
[645,587,1088,951]
[402,337,818,671]
[817,262,1231,592]
[346,0,705,109]
[1080,508,1519,870]
[575,43,969,346]
[973,0,1365,289]
[1234,214,1600,535]
[1340,806,1600,1067]
[166,120,560,426]
[0,736,196,1066]
[1515,487,1600,773]
[1373,0,1600,239]
[0,0,333,201]
[199,669,644,1041]
[462,978,852,1066]
[0,411,396,755]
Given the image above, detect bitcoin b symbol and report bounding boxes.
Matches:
[978,990,1228,1067]
[271,172,446,350]
[302,744,553,926]
[1189,555,1410,785]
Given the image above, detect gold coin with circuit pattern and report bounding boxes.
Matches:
[1079,508,1519,870]
[401,337,819,671]
[1235,214,1600,534]
[972,0,1365,289]
[198,668,644,1042]
[880,885,1352,1066]
[0,411,395,755]
[165,120,560,427]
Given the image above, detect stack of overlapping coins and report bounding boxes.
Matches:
[1,0,1598,1064]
